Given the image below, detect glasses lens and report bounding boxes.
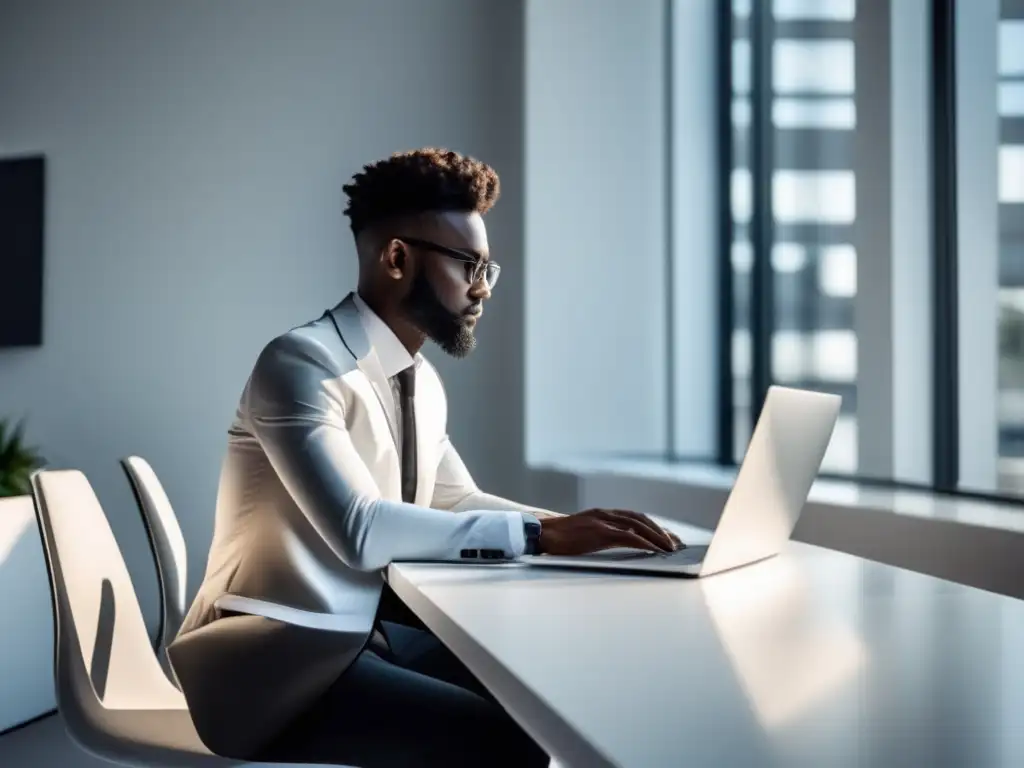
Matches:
[485,263,500,288]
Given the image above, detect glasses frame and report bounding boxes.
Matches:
[396,236,501,288]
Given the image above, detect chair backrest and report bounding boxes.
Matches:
[120,456,188,661]
[29,469,188,736]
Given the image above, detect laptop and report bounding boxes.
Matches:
[523,385,841,578]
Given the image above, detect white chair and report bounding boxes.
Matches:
[28,468,324,767]
[120,456,187,685]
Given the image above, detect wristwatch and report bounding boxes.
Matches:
[522,513,543,555]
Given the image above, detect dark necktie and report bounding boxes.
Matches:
[396,366,417,504]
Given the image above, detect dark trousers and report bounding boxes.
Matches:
[255,585,549,767]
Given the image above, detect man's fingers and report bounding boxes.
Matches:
[607,527,665,553]
[589,519,668,553]
[602,514,672,552]
[619,511,683,550]
[601,510,674,551]
[575,510,677,553]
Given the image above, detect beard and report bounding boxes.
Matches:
[400,270,478,358]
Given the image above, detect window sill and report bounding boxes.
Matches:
[528,457,1024,600]
[538,455,1024,533]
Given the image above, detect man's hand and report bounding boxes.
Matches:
[537,509,684,556]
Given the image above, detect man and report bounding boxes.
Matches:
[170,148,679,766]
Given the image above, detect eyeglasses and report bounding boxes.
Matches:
[397,237,501,289]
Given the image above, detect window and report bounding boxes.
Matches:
[533,0,1024,507]
[730,0,864,472]
[769,9,859,474]
[730,0,876,475]
[994,1,1024,495]
[703,0,1024,501]
[947,0,1024,497]
[717,0,935,487]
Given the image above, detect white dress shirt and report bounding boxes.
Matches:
[351,293,422,456]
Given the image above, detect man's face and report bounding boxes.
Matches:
[398,211,493,358]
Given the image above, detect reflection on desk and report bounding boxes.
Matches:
[701,557,866,730]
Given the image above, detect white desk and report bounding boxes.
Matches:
[389,522,1024,768]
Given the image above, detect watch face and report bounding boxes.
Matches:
[524,517,542,555]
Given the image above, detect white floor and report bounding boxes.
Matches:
[0,715,108,767]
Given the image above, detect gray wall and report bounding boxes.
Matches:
[525,0,668,462]
[0,0,526,614]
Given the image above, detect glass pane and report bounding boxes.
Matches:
[997,11,1024,494]
[734,0,753,20]
[772,242,809,272]
[773,170,857,224]
[999,21,1024,75]
[732,0,754,460]
[774,0,856,21]
[773,40,855,94]
[818,244,857,297]
[733,40,752,95]
[773,97,857,129]
[1000,145,1024,203]
[1000,291,1024,494]
[771,3,858,474]
[733,97,753,127]
[733,239,755,273]
[999,83,1024,117]
[732,168,754,223]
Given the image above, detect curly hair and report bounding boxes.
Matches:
[342,148,500,236]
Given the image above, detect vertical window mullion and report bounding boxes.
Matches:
[717,0,735,464]
[750,0,776,426]
[932,0,960,490]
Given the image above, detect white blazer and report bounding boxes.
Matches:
[170,292,552,757]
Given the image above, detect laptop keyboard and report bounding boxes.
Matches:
[588,545,709,563]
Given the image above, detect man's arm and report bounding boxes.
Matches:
[430,436,564,520]
[430,432,687,556]
[245,332,528,571]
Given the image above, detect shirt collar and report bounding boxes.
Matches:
[351,292,421,379]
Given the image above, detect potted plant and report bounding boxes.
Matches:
[0,418,45,497]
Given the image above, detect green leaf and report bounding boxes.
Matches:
[0,417,44,498]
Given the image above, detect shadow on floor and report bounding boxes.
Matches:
[0,713,108,768]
